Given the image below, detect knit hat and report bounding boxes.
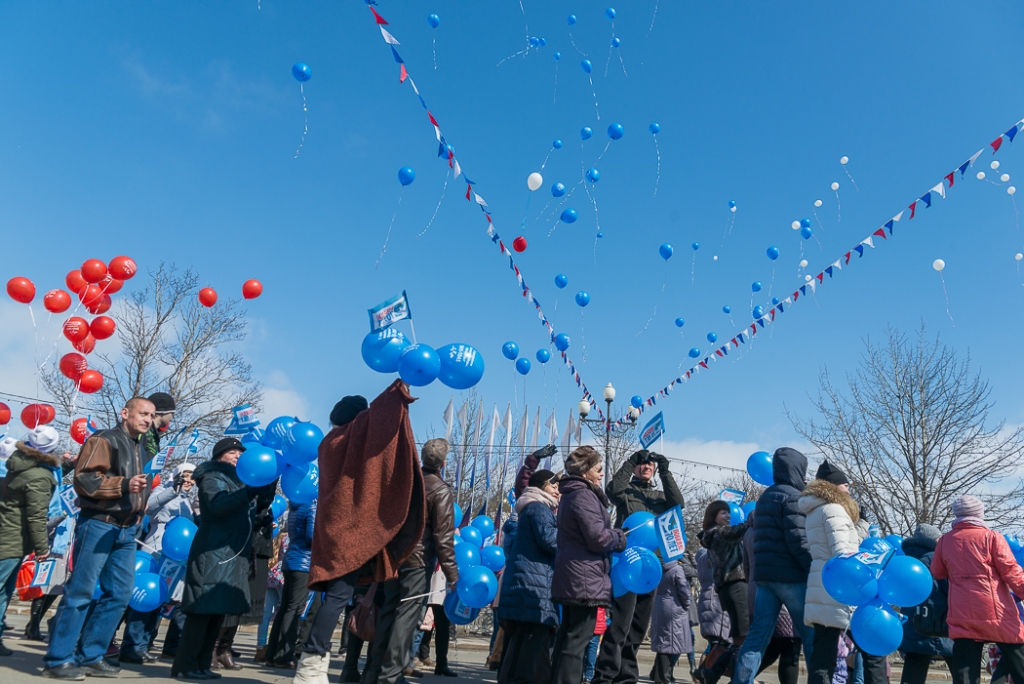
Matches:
[913,523,942,542]
[564,445,602,476]
[212,437,246,460]
[952,495,985,520]
[529,469,559,489]
[148,392,176,413]
[27,425,61,454]
[330,395,368,427]
[815,460,849,486]
[173,462,197,479]
[421,438,450,470]
[0,436,18,461]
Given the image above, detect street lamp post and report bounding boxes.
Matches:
[579,383,619,478]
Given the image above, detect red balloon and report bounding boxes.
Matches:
[6,277,35,304]
[90,316,116,340]
[63,317,90,343]
[242,280,263,300]
[81,259,107,284]
[65,270,87,294]
[198,288,218,307]
[98,274,124,294]
[43,289,72,314]
[79,370,104,394]
[60,352,88,381]
[70,418,90,445]
[512,236,528,253]
[0,402,9,426]
[108,256,138,281]
[21,404,54,429]
[78,284,104,306]
[42,404,56,424]
[86,294,112,315]
[74,334,96,355]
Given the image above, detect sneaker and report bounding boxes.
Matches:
[81,660,122,677]
[41,664,86,681]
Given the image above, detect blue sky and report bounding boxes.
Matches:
[2,1,1023,478]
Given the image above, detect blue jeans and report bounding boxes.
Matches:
[731,581,814,684]
[0,556,22,641]
[852,651,864,684]
[259,587,282,647]
[585,634,601,680]
[44,518,139,667]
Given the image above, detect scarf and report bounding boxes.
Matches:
[515,486,558,514]
[953,516,988,529]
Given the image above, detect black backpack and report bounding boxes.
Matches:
[912,578,949,638]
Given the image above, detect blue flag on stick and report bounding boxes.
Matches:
[368,291,412,332]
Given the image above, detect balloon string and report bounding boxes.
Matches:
[432,37,437,70]
[519,192,532,232]
[690,252,696,287]
[540,146,554,171]
[588,74,600,120]
[376,190,403,269]
[618,50,628,78]
[635,266,668,337]
[418,169,450,237]
[652,134,661,198]
[496,48,529,67]
[604,44,613,78]
[294,83,308,159]
[842,165,860,191]
[583,179,601,234]
[1012,195,1020,231]
[939,272,955,327]
[568,31,587,57]
[813,208,824,231]
[595,140,611,164]
[647,0,659,36]
[552,63,558,105]
[580,309,587,363]
[834,189,842,222]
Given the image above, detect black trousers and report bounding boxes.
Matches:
[652,654,674,684]
[953,639,1024,684]
[759,637,801,684]
[302,570,359,656]
[364,566,428,684]
[266,569,310,663]
[809,624,888,684]
[551,605,598,684]
[172,613,225,675]
[717,581,749,640]
[497,621,554,684]
[593,590,655,684]
[161,608,187,656]
[901,653,954,684]
[427,603,453,667]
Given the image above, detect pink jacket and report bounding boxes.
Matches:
[932,522,1024,644]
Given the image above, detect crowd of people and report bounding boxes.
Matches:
[1,380,1024,684]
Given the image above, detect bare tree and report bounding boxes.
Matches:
[790,325,1024,534]
[43,263,262,453]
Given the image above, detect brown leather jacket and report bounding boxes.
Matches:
[403,468,459,584]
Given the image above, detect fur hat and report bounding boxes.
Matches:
[952,495,985,520]
[564,445,601,476]
[27,425,61,454]
[330,395,368,427]
[815,460,849,486]
[421,438,450,470]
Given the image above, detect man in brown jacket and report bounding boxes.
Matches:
[364,438,460,684]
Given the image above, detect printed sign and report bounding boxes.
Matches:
[639,412,665,449]
[224,404,260,436]
[719,488,746,505]
[59,485,80,517]
[30,559,55,588]
[655,505,687,561]
[368,291,413,331]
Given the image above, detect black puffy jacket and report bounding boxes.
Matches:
[900,534,954,657]
[751,447,811,585]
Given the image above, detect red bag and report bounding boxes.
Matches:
[17,558,43,601]
[346,583,379,643]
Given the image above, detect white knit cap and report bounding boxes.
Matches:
[173,462,197,478]
[27,425,61,454]
[0,436,17,461]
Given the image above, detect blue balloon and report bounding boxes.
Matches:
[752,281,762,293]
[241,428,264,446]
[554,273,569,288]
[596,232,603,239]
[884,535,905,556]
[688,348,701,358]
[580,59,593,74]
[515,358,531,375]
[729,502,746,526]
[771,297,780,306]
[271,494,288,519]
[554,333,570,351]
[611,554,628,597]
[707,332,718,343]
[741,501,756,517]
[691,242,699,251]
[292,62,312,82]
[129,572,165,612]
[275,451,288,478]
[861,537,895,556]
[850,600,903,656]
[538,37,546,46]
[398,166,416,186]
[460,525,483,548]
[753,305,765,319]
[529,36,540,47]
[649,122,660,134]
[134,551,157,575]
[454,541,480,571]
[586,168,600,183]
[723,305,731,314]
[428,13,440,28]
[561,208,578,223]
[630,395,643,409]
[436,343,485,390]
[480,545,505,573]
[605,7,616,19]
[801,226,813,240]
[616,546,662,594]
[580,126,593,140]
[236,445,279,487]
[675,318,685,328]
[611,37,621,48]
[444,590,481,625]
[262,416,297,450]
[659,243,674,260]
[746,451,773,486]
[621,513,658,553]
[553,52,561,61]
[361,329,411,374]
[800,218,812,228]
[398,344,441,387]
[452,503,463,528]
[502,341,520,360]
[767,246,780,260]
[472,515,495,538]
[567,14,577,25]
[608,123,624,140]
[822,555,879,607]
[877,555,931,607]
[163,517,198,562]
[536,349,551,364]
[575,291,590,307]
[457,565,498,608]
[728,200,737,209]
[1006,534,1023,554]
[281,463,318,505]
[553,139,563,149]
[283,422,324,465]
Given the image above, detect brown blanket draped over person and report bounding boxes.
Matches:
[308,379,426,589]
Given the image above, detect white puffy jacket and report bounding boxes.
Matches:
[799,479,861,629]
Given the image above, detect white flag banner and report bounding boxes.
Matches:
[562,410,577,451]
[485,405,500,490]
[530,407,541,454]
[455,400,469,492]
[518,405,530,466]
[469,400,484,487]
[544,410,558,468]
[442,397,454,443]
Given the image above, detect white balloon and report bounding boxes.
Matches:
[713,255,719,261]
[977,172,986,180]
[730,206,737,213]
[1001,173,1011,183]
[1010,186,1017,196]
[932,259,945,272]
[527,172,544,191]
[814,199,823,208]
[799,259,808,268]
[1015,253,1022,261]
[840,156,849,165]
[831,182,840,191]
[991,161,1000,170]
[791,221,800,230]
[804,275,812,282]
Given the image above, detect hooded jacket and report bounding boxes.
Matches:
[0,442,61,560]
[695,547,731,642]
[800,478,861,628]
[699,519,752,589]
[497,487,559,626]
[74,423,150,528]
[751,447,811,585]
[143,482,194,551]
[900,531,953,657]
[606,450,685,528]
[743,520,795,638]
[403,467,458,584]
[650,560,693,655]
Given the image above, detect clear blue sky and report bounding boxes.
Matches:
[2,2,1023,475]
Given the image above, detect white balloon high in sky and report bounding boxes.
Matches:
[527,172,543,191]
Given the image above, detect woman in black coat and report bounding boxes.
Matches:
[171,438,276,680]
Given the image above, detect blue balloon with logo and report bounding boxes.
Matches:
[561,208,579,223]
[236,445,279,487]
[536,349,551,364]
[586,168,600,183]
[361,329,411,374]
[282,463,318,505]
[292,62,312,82]
[129,572,165,612]
[551,182,566,197]
[435,343,485,390]
[444,590,481,625]
[398,166,416,186]
[850,599,903,656]
[622,511,658,551]
[502,341,519,360]
[884,535,905,556]
[398,344,441,386]
[554,333,570,351]
[262,416,297,450]
[746,451,774,486]
[283,422,323,465]
[615,546,662,595]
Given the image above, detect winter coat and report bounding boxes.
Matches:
[497,487,559,626]
[696,548,731,643]
[900,532,953,657]
[181,459,275,615]
[743,523,795,638]
[74,423,151,528]
[285,500,316,572]
[552,475,627,607]
[751,447,811,585]
[699,519,752,589]
[0,442,60,560]
[680,551,700,627]
[606,451,685,528]
[932,522,1024,644]
[502,514,518,557]
[142,483,193,552]
[650,561,693,655]
[800,479,861,629]
[403,468,458,583]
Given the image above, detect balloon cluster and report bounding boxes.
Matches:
[361,330,485,390]
[446,516,504,621]
[235,416,323,504]
[611,512,668,597]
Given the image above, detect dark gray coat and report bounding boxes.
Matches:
[497,489,559,626]
[751,447,812,585]
[900,534,954,657]
[650,561,693,655]
[696,548,731,643]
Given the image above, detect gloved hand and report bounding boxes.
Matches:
[651,452,671,472]
[532,444,558,461]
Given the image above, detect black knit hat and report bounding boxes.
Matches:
[815,460,849,486]
[148,392,176,413]
[330,395,368,427]
[529,469,559,488]
[212,437,246,460]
